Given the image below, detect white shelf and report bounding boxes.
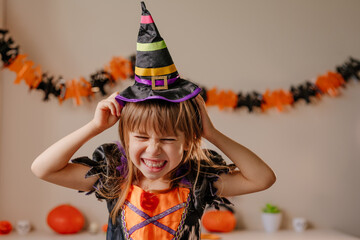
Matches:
[0,232,105,239]
[214,229,360,240]
[1,229,359,239]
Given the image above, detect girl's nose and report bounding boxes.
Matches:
[147,140,161,156]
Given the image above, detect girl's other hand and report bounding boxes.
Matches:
[194,95,217,140]
[91,92,122,133]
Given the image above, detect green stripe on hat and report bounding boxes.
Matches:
[137,40,167,52]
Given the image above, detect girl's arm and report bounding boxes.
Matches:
[31,92,122,192]
[195,95,276,197]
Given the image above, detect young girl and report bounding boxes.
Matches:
[32,2,276,239]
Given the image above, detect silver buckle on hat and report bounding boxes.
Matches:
[151,76,168,90]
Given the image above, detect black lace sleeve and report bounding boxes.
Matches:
[71,143,125,199]
[192,149,236,211]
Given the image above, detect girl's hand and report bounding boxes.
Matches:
[91,92,122,133]
[194,95,217,140]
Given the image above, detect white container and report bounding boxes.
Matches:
[261,213,282,233]
[292,217,307,232]
[88,222,100,234]
[16,220,31,235]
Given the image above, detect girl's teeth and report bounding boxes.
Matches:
[143,159,166,168]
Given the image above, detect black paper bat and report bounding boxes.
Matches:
[36,73,61,101]
[290,81,320,103]
[0,29,19,66]
[336,57,360,81]
[90,69,114,96]
[237,91,263,112]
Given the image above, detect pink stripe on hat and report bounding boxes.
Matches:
[141,15,154,24]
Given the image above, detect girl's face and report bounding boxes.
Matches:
[128,129,188,182]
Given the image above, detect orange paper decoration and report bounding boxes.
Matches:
[262,89,294,112]
[105,56,133,81]
[61,78,93,105]
[6,54,43,88]
[218,90,237,110]
[315,71,345,97]
[6,54,27,72]
[205,88,219,106]
[206,87,238,110]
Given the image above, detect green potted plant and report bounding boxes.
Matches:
[261,203,282,233]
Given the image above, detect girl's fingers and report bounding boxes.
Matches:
[98,99,116,116]
[194,94,216,139]
[111,96,122,117]
[108,92,121,117]
[107,100,117,116]
[110,91,119,97]
[97,92,121,117]
[195,94,205,106]
[195,95,207,114]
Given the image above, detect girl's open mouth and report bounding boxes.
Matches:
[142,158,167,171]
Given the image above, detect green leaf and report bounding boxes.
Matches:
[262,203,281,213]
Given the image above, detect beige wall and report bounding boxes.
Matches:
[1,0,360,237]
[0,0,4,155]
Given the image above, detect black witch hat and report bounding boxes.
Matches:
[116,2,201,105]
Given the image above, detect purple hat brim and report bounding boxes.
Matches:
[115,78,201,106]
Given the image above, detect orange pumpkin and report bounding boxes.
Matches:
[0,221,12,235]
[47,204,85,234]
[202,210,236,233]
[102,224,108,233]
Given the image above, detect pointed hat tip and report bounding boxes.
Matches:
[141,1,147,12]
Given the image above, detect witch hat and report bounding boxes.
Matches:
[116,1,201,105]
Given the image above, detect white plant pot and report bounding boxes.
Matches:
[261,213,282,233]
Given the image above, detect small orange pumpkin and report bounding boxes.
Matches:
[202,210,236,233]
[102,224,108,233]
[0,221,13,235]
[47,204,85,234]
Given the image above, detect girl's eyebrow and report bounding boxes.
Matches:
[162,134,177,138]
[131,130,147,134]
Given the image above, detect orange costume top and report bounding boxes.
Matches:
[72,143,233,240]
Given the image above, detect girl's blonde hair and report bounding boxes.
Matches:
[98,98,220,224]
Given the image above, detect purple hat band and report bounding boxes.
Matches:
[135,75,179,86]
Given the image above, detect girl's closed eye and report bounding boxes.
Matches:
[161,137,177,142]
[135,135,149,140]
